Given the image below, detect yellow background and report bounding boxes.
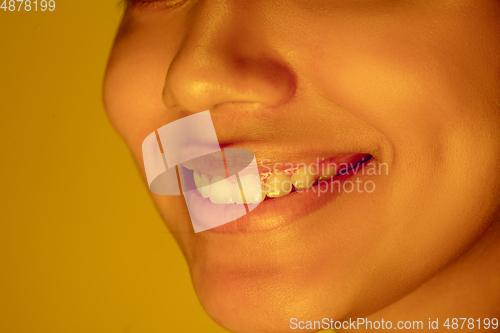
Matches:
[0,2,231,332]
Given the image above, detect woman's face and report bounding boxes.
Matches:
[103,0,500,332]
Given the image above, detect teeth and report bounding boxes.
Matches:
[194,170,268,205]
[266,172,292,198]
[291,165,318,190]
[199,173,211,199]
[193,170,202,189]
[261,183,268,202]
[318,164,337,182]
[193,162,332,203]
[239,174,263,204]
[209,176,235,204]
[234,187,245,205]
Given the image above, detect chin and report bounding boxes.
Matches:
[192,266,333,333]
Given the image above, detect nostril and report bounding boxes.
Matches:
[163,60,297,112]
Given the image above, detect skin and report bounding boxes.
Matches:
[103,0,500,332]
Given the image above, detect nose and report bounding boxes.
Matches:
[162,1,297,113]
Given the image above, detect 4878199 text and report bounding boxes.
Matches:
[1,0,55,11]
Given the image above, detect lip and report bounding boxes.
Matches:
[256,153,372,182]
[182,144,380,177]
[181,153,377,234]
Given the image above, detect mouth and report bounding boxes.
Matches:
[179,151,377,234]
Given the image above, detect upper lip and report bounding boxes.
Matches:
[176,106,386,176]
[181,141,380,177]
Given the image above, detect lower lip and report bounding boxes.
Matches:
[183,157,376,234]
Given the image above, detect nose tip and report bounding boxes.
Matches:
[163,55,297,112]
[161,5,297,114]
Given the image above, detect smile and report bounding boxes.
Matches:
[185,153,373,205]
[176,150,381,233]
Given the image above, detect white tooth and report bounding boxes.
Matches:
[318,164,337,182]
[261,182,269,202]
[233,185,244,205]
[209,176,235,204]
[266,172,292,198]
[291,165,318,190]
[239,174,263,204]
[199,173,211,199]
[193,171,202,194]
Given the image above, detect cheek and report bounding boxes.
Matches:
[103,55,161,152]
[300,2,500,140]
[103,16,188,152]
[295,1,500,304]
[303,7,500,214]
[307,33,463,142]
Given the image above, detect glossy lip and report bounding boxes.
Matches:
[182,149,377,179]
[183,154,377,234]
[256,153,372,183]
